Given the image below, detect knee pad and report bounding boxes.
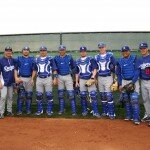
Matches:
[89,91,97,101]
[58,89,64,99]
[26,91,33,99]
[67,90,75,100]
[36,91,43,101]
[80,91,87,100]
[105,92,113,102]
[122,93,130,102]
[18,90,26,99]
[130,92,139,104]
[45,91,53,101]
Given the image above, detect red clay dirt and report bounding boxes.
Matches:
[0,117,150,150]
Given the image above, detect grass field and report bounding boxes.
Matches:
[1,50,145,119]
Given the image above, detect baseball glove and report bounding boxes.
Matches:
[85,78,95,87]
[110,79,118,92]
[122,82,135,93]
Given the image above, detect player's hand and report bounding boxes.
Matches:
[53,78,58,86]
[0,81,3,89]
[119,85,123,92]
[15,77,23,83]
[29,79,34,86]
[75,82,80,87]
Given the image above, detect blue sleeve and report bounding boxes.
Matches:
[33,58,38,71]
[70,56,75,70]
[90,58,98,70]
[14,57,19,70]
[110,55,116,72]
[0,59,2,74]
[132,58,140,83]
[51,58,57,71]
[116,61,122,86]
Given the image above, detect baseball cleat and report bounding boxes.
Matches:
[46,111,53,116]
[93,113,101,118]
[35,110,43,116]
[101,113,108,117]
[82,111,88,117]
[7,112,14,116]
[72,113,77,116]
[26,111,31,115]
[58,111,64,115]
[134,121,140,125]
[109,115,115,120]
[141,115,150,122]
[148,122,150,126]
[17,111,22,116]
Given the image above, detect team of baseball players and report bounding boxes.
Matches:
[0,42,150,126]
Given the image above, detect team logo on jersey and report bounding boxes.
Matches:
[140,63,150,69]
[4,65,14,72]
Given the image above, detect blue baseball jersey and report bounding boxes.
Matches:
[0,57,16,86]
[94,52,116,76]
[33,56,57,78]
[75,56,98,79]
[136,55,150,80]
[54,54,75,75]
[15,56,34,77]
[116,55,139,86]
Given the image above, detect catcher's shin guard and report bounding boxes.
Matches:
[106,92,115,119]
[35,92,43,115]
[100,92,108,116]
[46,92,53,116]
[58,90,65,114]
[26,91,32,114]
[124,102,132,120]
[130,92,140,122]
[90,91,100,117]
[80,91,88,116]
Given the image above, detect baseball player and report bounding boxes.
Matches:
[14,46,34,115]
[54,45,76,116]
[75,46,100,117]
[0,46,16,119]
[116,46,140,125]
[32,46,58,116]
[136,42,150,124]
[94,42,116,119]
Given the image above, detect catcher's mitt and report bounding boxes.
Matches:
[110,79,118,91]
[122,82,135,93]
[85,78,95,87]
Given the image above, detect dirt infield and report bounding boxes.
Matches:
[0,117,149,150]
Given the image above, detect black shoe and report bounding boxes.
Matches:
[141,116,150,122]
[7,112,14,116]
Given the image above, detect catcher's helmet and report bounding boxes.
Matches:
[22,46,30,51]
[5,46,12,51]
[39,46,47,51]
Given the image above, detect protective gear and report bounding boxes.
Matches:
[100,92,108,116]
[90,91,100,118]
[130,92,140,123]
[85,78,95,87]
[105,92,115,119]
[67,90,75,100]
[26,91,32,114]
[80,91,88,116]
[122,82,135,93]
[110,78,118,92]
[35,92,43,115]
[58,90,65,115]
[46,91,53,116]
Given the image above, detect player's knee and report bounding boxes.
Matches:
[99,92,105,100]
[80,91,87,99]
[130,92,139,104]
[45,91,53,101]
[89,91,97,100]
[26,91,33,99]
[67,90,75,100]
[122,93,129,102]
[58,90,64,99]
[18,90,26,99]
[36,91,43,101]
[105,92,113,102]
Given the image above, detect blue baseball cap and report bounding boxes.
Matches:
[59,45,66,51]
[39,46,47,51]
[98,42,106,48]
[80,46,87,52]
[22,46,30,51]
[139,42,148,49]
[121,46,131,52]
[5,46,12,51]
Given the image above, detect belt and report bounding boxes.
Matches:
[99,75,111,77]
[38,75,50,78]
[20,75,31,78]
[141,78,150,80]
[59,73,70,76]
[123,78,132,81]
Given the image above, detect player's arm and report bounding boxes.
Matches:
[75,64,80,87]
[51,58,58,85]
[116,61,122,91]
[0,61,3,89]
[91,58,98,79]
